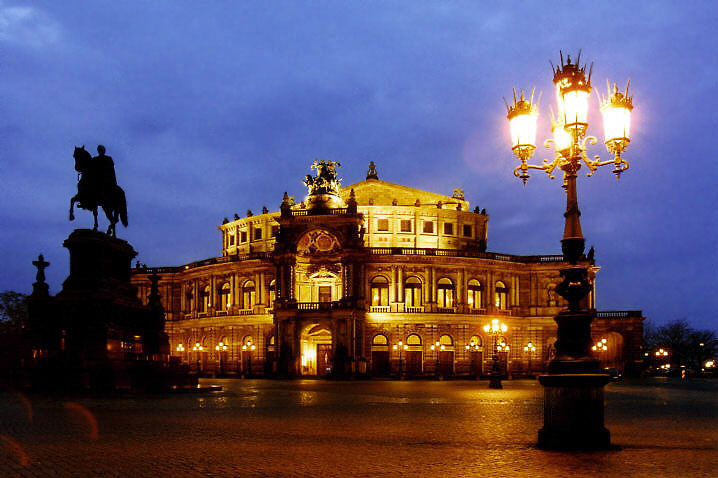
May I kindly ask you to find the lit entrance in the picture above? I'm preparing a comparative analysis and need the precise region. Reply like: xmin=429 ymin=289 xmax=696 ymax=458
xmin=300 ymin=324 xmax=332 ymax=376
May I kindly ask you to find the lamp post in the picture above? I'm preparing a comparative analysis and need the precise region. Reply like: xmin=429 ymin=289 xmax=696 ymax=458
xmin=524 ymin=341 xmax=536 ymax=377
xmin=430 ymin=341 xmax=445 ymax=379
xmin=392 ymin=340 xmax=407 ymax=379
xmin=504 ymin=51 xmax=633 ymax=449
xmin=242 ymin=341 xmax=256 ymax=378
xmin=192 ymin=342 xmax=204 ymax=374
xmin=465 ymin=340 xmax=481 ymax=379
xmin=215 ymin=341 xmax=228 ymax=376
xmin=483 ymin=319 xmax=507 ymax=389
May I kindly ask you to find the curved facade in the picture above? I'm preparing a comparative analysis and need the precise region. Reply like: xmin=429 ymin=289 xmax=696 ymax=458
xmin=131 ymin=164 xmax=644 ymax=378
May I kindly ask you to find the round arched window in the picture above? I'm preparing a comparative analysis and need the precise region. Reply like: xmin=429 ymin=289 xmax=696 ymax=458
xmin=404 ymin=276 xmax=422 ymax=308
xmin=370 ymin=276 xmax=389 ymax=306
xmin=467 ymin=279 xmax=482 ymax=309
xmin=437 ymin=278 xmax=455 ymax=308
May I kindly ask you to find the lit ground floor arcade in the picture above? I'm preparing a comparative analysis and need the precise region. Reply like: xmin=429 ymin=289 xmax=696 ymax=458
xmin=166 ymin=311 xmax=643 ymax=378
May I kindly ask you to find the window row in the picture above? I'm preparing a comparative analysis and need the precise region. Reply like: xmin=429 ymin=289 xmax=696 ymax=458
xmin=226 ymin=226 xmax=280 ymax=247
xmin=374 ymin=218 xmax=474 ymax=237
xmin=185 ymin=280 xmax=276 ymax=313
xmin=371 ymin=333 xmax=485 ymax=349
xmin=370 ymin=276 xmax=509 ymax=309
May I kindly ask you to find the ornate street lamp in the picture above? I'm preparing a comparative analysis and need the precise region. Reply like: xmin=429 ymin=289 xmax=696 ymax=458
xmin=430 ymin=341 xmax=446 ymax=379
xmin=483 ymin=319 xmax=508 ymax=389
xmin=524 ymin=341 xmax=536 ymax=377
xmin=503 ymin=51 xmax=633 ymax=449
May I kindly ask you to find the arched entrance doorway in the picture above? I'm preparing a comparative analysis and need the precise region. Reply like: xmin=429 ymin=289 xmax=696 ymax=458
xmin=371 ymin=334 xmax=390 ymax=376
xmin=300 ymin=324 xmax=332 ymax=376
xmin=467 ymin=335 xmax=483 ymax=377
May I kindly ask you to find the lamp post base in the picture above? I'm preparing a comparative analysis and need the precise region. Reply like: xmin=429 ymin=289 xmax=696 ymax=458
xmin=488 ymin=376 xmax=503 ymax=389
xmin=538 ymin=374 xmax=611 ymax=449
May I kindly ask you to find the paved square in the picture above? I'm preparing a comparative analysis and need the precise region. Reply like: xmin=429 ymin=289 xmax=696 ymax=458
xmin=1 ymin=378 xmax=716 ymax=476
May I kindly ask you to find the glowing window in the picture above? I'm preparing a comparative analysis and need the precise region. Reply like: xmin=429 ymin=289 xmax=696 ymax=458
xmin=423 ymin=221 xmax=434 ymax=234
xmin=443 ymin=223 xmax=454 ymax=235
xmin=467 ymin=279 xmax=482 ymax=309
xmin=404 ymin=276 xmax=422 ymax=307
xmin=371 ymin=276 xmax=389 ymax=306
xmin=219 ymin=283 xmax=231 ymax=310
xmin=406 ymin=334 xmax=422 ymax=346
xmin=243 ymin=281 xmax=256 ymax=309
xmin=400 ymin=219 xmax=411 ymax=232
xmin=377 ymin=219 xmax=389 ymax=231
xmin=372 ymin=334 xmax=388 ymax=346
xmin=495 ymin=281 xmax=509 ymax=310
xmin=437 ymin=278 xmax=454 ymax=308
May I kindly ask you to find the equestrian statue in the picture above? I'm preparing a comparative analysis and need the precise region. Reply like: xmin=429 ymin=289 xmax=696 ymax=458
xmin=69 ymin=145 xmax=128 ymax=237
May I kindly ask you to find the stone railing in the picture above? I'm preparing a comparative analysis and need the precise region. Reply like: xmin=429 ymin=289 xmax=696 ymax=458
xmin=596 ymin=310 xmax=643 ymax=319
xmin=366 ymin=247 xmax=565 ymax=263
xmin=132 ymin=251 xmax=272 ymax=275
xmin=369 ymin=306 xmax=391 ymax=313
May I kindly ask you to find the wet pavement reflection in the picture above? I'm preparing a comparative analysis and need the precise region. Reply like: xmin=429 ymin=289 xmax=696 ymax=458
xmin=1 ymin=378 xmax=716 ymax=476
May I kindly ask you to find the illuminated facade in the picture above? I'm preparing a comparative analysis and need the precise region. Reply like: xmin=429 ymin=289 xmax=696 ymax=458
xmin=131 ymin=163 xmax=644 ymax=378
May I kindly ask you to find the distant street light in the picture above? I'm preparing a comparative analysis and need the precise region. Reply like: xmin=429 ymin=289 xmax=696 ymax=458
xmin=392 ymin=340 xmax=408 ymax=379
xmin=524 ymin=341 xmax=537 ymax=377
xmin=430 ymin=341 xmax=445 ymax=379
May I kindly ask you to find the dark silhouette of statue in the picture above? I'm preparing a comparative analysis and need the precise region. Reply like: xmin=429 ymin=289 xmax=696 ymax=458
xmin=69 ymin=145 xmax=128 ymax=237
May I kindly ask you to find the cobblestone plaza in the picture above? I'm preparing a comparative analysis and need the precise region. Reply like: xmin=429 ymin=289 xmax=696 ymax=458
xmin=1 ymin=378 xmax=716 ymax=476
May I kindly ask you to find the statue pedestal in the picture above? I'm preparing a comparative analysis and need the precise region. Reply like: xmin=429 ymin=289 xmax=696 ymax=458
xmin=27 ymin=229 xmax=174 ymax=391
xmin=538 ymin=374 xmax=611 ymax=449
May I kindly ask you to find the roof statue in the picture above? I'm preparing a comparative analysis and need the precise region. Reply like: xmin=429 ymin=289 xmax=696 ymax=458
xmin=302 ymin=159 xmax=345 ymax=211
xmin=366 ymin=161 xmax=378 ymax=180
xmin=69 ymin=145 xmax=128 ymax=237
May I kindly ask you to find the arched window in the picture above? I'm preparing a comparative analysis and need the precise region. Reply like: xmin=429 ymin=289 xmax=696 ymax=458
xmin=268 ymin=280 xmax=276 ymax=307
xmin=467 ymin=335 xmax=482 ymax=351
xmin=267 ymin=335 xmax=275 ymax=352
xmin=243 ymin=280 xmax=256 ymax=309
xmin=437 ymin=278 xmax=454 ymax=308
xmin=467 ymin=279 xmax=482 ymax=309
xmin=185 ymin=290 xmax=194 ymax=313
xmin=242 ymin=335 xmax=254 ymax=347
xmin=218 ymin=283 xmax=231 ymax=310
xmin=371 ymin=276 xmax=389 ymax=306
xmin=404 ymin=276 xmax=422 ymax=307
xmin=200 ymin=286 xmax=211 ymax=312
xmin=406 ymin=334 xmax=422 ymax=346
xmin=372 ymin=334 xmax=388 ymax=346
xmin=439 ymin=334 xmax=453 ymax=347
xmin=495 ymin=281 xmax=508 ymax=310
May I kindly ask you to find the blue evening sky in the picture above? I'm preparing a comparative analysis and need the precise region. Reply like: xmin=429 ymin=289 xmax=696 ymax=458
xmin=0 ymin=1 xmax=715 ymax=330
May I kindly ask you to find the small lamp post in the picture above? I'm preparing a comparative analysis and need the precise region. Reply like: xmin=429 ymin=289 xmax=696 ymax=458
xmin=392 ymin=341 xmax=407 ymax=379
xmin=503 ymin=51 xmax=633 ymax=449
xmin=524 ymin=341 xmax=536 ymax=377
xmin=242 ymin=341 xmax=256 ymax=378
xmin=215 ymin=341 xmax=228 ymax=376
xmin=192 ymin=342 xmax=204 ymax=374
xmin=483 ymin=319 xmax=507 ymax=389
xmin=430 ymin=341 xmax=446 ymax=379
xmin=465 ymin=340 xmax=481 ymax=379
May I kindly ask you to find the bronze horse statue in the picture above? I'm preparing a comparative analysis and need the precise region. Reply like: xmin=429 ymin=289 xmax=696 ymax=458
xmin=69 ymin=146 xmax=128 ymax=236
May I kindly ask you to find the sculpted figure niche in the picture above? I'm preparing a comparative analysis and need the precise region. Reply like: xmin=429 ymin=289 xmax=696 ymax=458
xmin=69 ymin=145 xmax=128 ymax=236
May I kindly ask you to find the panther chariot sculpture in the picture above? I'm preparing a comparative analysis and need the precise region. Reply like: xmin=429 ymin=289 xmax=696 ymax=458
xmin=69 ymin=145 xmax=128 ymax=237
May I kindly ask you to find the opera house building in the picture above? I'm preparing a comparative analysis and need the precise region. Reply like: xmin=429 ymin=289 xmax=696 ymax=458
xmin=130 ymin=161 xmax=644 ymax=378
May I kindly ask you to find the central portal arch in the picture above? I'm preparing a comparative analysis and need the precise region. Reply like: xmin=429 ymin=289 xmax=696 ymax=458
xmin=300 ymin=323 xmax=333 ymax=376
